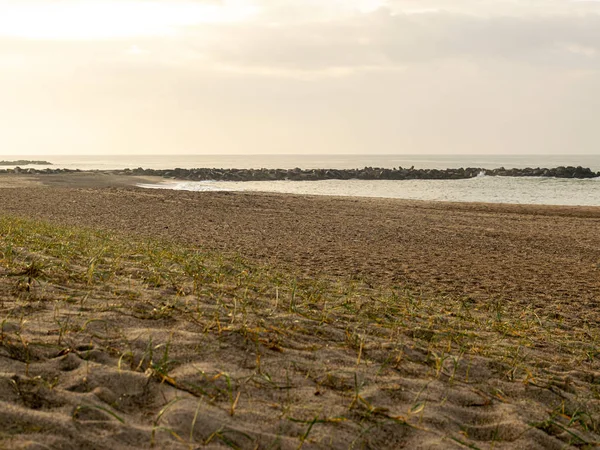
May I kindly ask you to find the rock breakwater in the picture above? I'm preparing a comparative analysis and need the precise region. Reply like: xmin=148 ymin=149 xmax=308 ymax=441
xmin=1 ymin=165 xmax=598 ymax=180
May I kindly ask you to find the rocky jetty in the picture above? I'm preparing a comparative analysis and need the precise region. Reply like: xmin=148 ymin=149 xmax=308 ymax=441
xmin=1 ymin=165 xmax=598 ymax=180
xmin=0 ymin=160 xmax=52 ymax=166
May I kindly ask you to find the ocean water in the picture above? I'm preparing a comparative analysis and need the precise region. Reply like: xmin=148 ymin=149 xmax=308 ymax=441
xmin=5 ymin=154 xmax=600 ymax=206
xmin=4 ymin=154 xmax=600 ymax=171
xmin=139 ymin=176 xmax=600 ymax=207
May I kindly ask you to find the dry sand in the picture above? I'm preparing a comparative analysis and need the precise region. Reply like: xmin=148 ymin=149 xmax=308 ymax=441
xmin=0 ymin=173 xmax=599 ymax=449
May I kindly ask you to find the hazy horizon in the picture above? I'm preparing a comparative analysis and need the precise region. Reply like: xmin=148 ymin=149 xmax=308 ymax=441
xmin=1 ymin=0 xmax=599 ymax=156
xmin=4 ymin=153 xmax=600 ymax=170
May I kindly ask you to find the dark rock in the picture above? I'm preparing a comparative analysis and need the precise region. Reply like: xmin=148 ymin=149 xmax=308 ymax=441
xmin=10 ymin=165 xmax=598 ymax=182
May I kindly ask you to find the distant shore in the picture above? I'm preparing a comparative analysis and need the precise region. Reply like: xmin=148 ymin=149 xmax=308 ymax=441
xmin=0 ymin=159 xmax=52 ymax=166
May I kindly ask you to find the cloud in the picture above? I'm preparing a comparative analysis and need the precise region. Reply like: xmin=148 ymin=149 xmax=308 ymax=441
xmin=185 ymin=9 xmax=600 ymax=73
xmin=0 ymin=0 xmax=258 ymax=40
xmin=1 ymin=0 xmax=599 ymax=155
xmin=3 ymin=5 xmax=600 ymax=80
xmin=126 ymin=45 xmax=150 ymax=56
xmin=2 ymin=1 xmax=599 ymax=73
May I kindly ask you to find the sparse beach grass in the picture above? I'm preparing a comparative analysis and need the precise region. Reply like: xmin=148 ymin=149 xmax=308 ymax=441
xmin=0 ymin=215 xmax=599 ymax=449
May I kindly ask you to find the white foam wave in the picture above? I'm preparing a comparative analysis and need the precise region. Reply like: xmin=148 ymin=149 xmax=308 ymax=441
xmin=137 ymin=181 xmax=224 ymax=192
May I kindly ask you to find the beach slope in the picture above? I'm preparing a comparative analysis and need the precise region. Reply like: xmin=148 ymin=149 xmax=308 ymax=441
xmin=0 ymin=178 xmax=599 ymax=449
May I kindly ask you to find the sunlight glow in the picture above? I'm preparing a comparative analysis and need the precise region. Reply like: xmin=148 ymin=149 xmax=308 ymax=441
xmin=356 ymin=0 xmax=386 ymax=13
xmin=0 ymin=1 xmax=259 ymax=40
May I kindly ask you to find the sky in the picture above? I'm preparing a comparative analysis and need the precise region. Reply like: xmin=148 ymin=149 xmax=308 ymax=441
xmin=0 ymin=0 xmax=599 ymax=156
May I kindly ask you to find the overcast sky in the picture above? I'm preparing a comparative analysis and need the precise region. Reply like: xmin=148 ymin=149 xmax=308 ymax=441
xmin=0 ymin=0 xmax=599 ymax=155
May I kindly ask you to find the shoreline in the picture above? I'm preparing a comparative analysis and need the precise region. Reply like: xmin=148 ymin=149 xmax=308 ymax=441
xmin=2 ymin=170 xmax=600 ymax=217
xmin=2 ymin=171 xmax=600 ymax=209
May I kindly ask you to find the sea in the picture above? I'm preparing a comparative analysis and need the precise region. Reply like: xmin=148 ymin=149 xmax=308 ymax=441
xmin=6 ymin=154 xmax=600 ymax=207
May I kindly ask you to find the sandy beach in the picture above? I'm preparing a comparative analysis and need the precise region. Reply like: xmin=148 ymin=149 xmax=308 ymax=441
xmin=1 ymin=173 xmax=599 ymax=307
xmin=0 ymin=173 xmax=599 ymax=449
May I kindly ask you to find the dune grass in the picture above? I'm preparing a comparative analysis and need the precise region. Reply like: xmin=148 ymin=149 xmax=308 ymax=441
xmin=0 ymin=215 xmax=598 ymax=449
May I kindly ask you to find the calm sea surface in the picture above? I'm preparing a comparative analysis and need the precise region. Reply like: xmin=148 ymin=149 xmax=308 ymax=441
xmin=7 ymin=154 xmax=600 ymax=206
xmin=6 ymin=154 xmax=600 ymax=171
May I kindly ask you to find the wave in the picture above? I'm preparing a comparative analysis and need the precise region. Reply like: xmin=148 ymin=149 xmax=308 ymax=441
xmin=137 ymin=181 xmax=224 ymax=192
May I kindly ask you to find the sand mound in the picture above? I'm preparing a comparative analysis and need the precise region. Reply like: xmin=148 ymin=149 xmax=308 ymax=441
xmin=0 ymin=216 xmax=598 ymax=449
